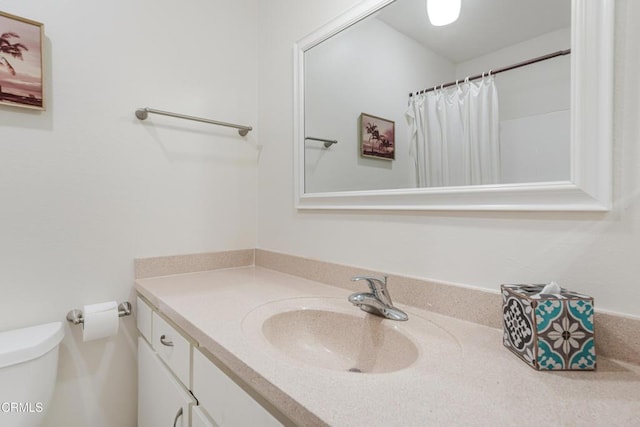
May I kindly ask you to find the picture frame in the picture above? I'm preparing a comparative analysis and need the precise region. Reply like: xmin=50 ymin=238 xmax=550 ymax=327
xmin=360 ymin=112 xmax=395 ymax=160
xmin=0 ymin=11 xmax=44 ymax=110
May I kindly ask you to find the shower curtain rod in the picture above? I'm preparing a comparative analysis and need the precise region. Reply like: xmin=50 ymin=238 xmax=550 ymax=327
xmin=409 ymin=49 xmax=570 ymax=97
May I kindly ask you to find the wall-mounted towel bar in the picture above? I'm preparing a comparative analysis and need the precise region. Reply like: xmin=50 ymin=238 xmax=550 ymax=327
xmin=66 ymin=301 xmax=132 ymax=325
xmin=135 ymin=107 xmax=253 ymax=136
xmin=305 ymin=136 xmax=338 ymax=148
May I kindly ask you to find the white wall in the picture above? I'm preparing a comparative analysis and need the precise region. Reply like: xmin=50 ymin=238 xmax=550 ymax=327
xmin=257 ymin=0 xmax=640 ymax=319
xmin=0 ymin=0 xmax=258 ymax=426
xmin=304 ymin=17 xmax=453 ymax=192
xmin=456 ymin=29 xmax=571 ymax=184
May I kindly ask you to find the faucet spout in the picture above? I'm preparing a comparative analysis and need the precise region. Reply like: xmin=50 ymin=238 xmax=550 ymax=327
xmin=348 ymin=276 xmax=408 ymax=321
xmin=351 ymin=275 xmax=393 ymax=306
xmin=348 ymin=292 xmax=382 ymax=309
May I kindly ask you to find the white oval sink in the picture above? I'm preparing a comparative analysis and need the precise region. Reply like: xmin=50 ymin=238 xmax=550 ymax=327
xmin=260 ymin=308 xmax=418 ymax=373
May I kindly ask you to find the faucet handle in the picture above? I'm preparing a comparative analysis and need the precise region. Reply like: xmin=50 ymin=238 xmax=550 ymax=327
xmin=351 ymin=275 xmax=392 ymax=306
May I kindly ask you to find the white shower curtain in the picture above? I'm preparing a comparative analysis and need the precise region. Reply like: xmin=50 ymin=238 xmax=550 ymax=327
xmin=406 ymin=75 xmax=500 ymax=187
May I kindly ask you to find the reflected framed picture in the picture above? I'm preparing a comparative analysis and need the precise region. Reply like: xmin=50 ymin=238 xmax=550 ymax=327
xmin=360 ymin=112 xmax=394 ymax=160
xmin=0 ymin=11 xmax=44 ymax=110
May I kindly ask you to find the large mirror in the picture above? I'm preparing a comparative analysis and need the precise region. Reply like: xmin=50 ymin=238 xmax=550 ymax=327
xmin=294 ymin=0 xmax=613 ymax=211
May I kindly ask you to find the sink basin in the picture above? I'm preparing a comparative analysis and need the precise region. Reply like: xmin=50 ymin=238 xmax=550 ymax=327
xmin=242 ymin=297 xmax=423 ymax=374
xmin=261 ymin=308 xmax=419 ymax=373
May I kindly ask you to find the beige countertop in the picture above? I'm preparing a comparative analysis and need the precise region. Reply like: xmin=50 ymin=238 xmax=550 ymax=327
xmin=135 ymin=266 xmax=640 ymax=427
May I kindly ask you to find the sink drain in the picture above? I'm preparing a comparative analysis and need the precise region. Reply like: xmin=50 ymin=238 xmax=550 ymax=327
xmin=347 ymin=367 xmax=362 ymax=373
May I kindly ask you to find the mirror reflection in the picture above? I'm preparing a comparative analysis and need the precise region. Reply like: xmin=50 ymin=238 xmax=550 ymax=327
xmin=304 ymin=0 xmax=571 ymax=194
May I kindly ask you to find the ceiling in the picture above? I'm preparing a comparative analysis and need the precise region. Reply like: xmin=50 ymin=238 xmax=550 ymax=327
xmin=377 ymin=0 xmax=571 ymax=63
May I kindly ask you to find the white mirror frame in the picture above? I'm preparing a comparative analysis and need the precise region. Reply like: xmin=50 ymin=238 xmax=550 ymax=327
xmin=294 ymin=0 xmax=613 ymax=211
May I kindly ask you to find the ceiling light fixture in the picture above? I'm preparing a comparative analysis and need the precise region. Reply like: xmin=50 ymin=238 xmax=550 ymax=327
xmin=427 ymin=0 xmax=461 ymax=26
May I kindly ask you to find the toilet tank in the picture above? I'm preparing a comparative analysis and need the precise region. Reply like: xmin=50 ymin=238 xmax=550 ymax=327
xmin=0 ymin=322 xmax=64 ymax=427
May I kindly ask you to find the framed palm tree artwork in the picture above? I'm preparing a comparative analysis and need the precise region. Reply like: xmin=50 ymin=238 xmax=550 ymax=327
xmin=0 ymin=11 xmax=44 ymax=110
xmin=360 ymin=113 xmax=395 ymax=160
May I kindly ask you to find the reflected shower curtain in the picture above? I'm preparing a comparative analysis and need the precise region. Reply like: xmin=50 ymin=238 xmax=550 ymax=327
xmin=406 ymin=75 xmax=500 ymax=187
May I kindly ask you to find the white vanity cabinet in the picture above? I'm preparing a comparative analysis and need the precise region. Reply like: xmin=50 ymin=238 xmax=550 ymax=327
xmin=136 ymin=295 xmax=282 ymax=427
xmin=193 ymin=349 xmax=282 ymax=427
xmin=192 ymin=406 xmax=218 ymax=427
xmin=138 ymin=337 xmax=194 ymax=427
xmin=136 ymin=296 xmax=153 ymax=342
xmin=137 ymin=297 xmax=195 ymax=427
xmin=152 ymin=311 xmax=191 ymax=387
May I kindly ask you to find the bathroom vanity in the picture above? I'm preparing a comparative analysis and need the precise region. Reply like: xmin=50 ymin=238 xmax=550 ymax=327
xmin=135 ymin=265 xmax=640 ymax=426
xmin=136 ymin=293 xmax=281 ymax=427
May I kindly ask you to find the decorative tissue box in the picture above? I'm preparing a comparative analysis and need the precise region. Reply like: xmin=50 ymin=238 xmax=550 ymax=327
xmin=501 ymin=284 xmax=596 ymax=371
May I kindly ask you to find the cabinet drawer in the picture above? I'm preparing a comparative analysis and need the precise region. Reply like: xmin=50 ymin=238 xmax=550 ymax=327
xmin=136 ymin=296 xmax=153 ymax=343
xmin=152 ymin=311 xmax=191 ymax=388
xmin=193 ymin=349 xmax=282 ymax=427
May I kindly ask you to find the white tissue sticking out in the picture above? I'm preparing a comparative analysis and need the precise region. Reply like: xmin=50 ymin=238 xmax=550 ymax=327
xmin=531 ymin=281 xmax=562 ymax=299
xmin=541 ymin=281 xmax=562 ymax=295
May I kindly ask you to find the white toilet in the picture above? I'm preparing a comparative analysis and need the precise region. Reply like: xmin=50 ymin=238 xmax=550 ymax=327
xmin=0 ymin=322 xmax=64 ymax=427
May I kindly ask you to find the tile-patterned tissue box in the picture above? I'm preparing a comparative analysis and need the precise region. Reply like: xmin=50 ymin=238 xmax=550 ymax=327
xmin=501 ymin=284 xmax=596 ymax=371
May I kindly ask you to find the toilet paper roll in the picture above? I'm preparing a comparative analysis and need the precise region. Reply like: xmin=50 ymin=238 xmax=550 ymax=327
xmin=82 ymin=301 xmax=119 ymax=342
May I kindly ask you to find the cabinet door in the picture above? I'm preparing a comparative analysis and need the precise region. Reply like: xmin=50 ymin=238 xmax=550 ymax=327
xmin=138 ymin=337 xmax=194 ymax=427
xmin=192 ymin=406 xmax=218 ymax=427
xmin=193 ymin=349 xmax=282 ymax=427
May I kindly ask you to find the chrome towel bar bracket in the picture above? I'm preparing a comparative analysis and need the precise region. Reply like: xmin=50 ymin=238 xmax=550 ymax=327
xmin=135 ymin=107 xmax=253 ymax=136
xmin=305 ymin=136 xmax=338 ymax=148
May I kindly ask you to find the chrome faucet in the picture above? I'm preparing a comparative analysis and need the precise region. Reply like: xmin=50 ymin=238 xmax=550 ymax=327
xmin=348 ymin=275 xmax=408 ymax=321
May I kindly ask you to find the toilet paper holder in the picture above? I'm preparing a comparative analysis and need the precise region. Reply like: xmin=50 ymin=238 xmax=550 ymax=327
xmin=66 ymin=301 xmax=132 ymax=325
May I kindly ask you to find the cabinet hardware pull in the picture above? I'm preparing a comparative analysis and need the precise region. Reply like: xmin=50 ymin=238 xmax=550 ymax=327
xmin=160 ymin=334 xmax=174 ymax=347
xmin=173 ymin=407 xmax=183 ymax=427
